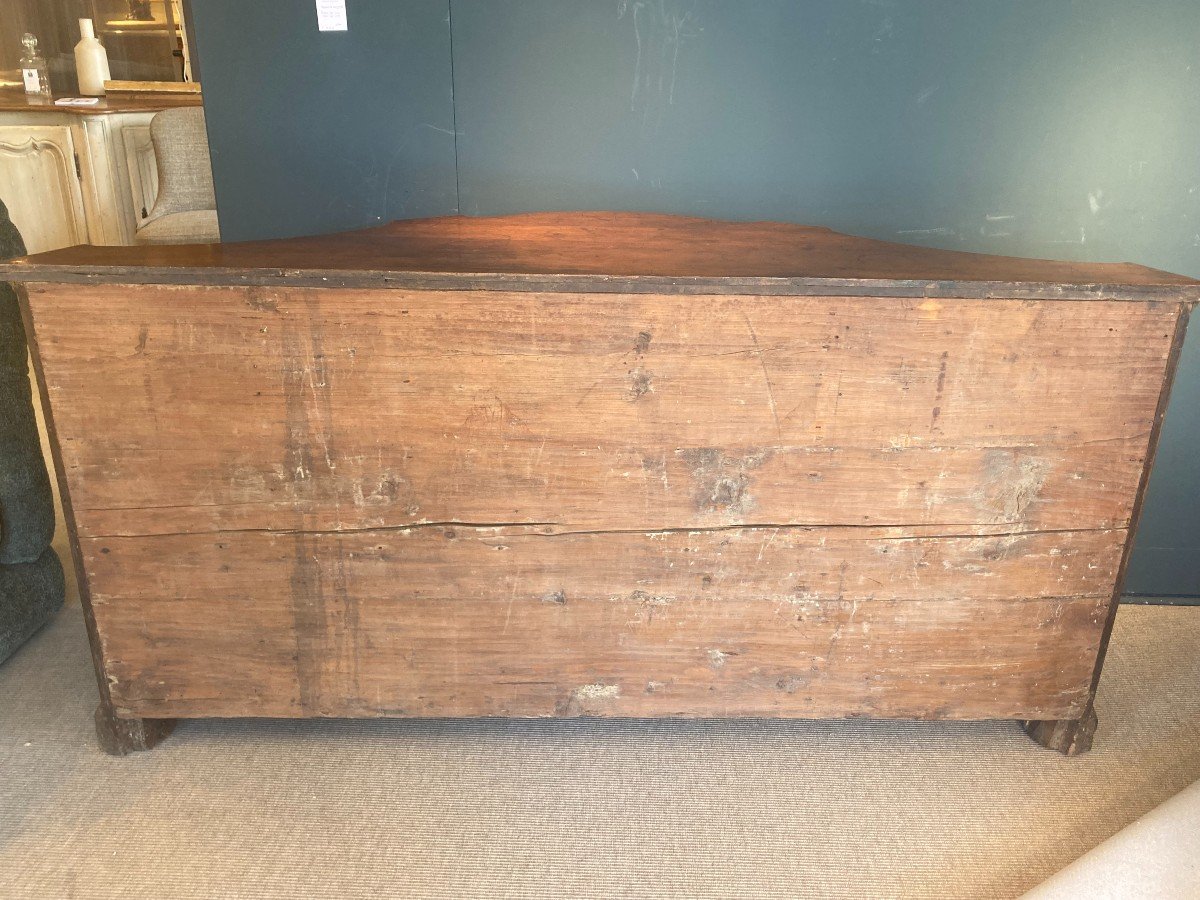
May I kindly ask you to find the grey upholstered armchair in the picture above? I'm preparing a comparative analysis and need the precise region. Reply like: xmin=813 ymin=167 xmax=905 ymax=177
xmin=134 ymin=107 xmax=221 ymax=245
xmin=0 ymin=198 xmax=64 ymax=664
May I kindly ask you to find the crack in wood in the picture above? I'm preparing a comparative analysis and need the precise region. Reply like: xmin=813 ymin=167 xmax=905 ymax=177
xmin=83 ymin=521 xmax=1126 ymax=541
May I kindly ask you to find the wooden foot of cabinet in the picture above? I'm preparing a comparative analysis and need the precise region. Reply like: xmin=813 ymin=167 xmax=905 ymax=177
xmin=94 ymin=704 xmax=176 ymax=756
xmin=1023 ymin=706 xmax=1098 ymax=756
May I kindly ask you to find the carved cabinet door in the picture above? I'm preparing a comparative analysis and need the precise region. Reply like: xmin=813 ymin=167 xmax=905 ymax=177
xmin=121 ymin=123 xmax=159 ymax=226
xmin=0 ymin=124 xmax=89 ymax=254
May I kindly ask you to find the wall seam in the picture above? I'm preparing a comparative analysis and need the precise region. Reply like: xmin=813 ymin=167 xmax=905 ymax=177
xmin=447 ymin=0 xmax=462 ymax=213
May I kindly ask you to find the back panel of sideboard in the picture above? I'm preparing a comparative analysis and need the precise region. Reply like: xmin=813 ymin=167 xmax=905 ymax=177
xmin=23 ymin=284 xmax=1184 ymax=720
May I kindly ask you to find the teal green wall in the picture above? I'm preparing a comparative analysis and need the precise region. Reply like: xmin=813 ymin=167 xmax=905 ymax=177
xmin=189 ymin=0 xmax=458 ymax=239
xmin=190 ymin=0 xmax=1200 ymax=595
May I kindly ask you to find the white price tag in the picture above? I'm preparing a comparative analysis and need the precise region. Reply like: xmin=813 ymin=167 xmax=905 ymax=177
xmin=316 ymin=0 xmax=348 ymax=31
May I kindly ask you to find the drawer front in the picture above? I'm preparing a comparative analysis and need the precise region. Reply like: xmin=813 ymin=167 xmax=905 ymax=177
xmin=26 ymin=284 xmax=1182 ymax=719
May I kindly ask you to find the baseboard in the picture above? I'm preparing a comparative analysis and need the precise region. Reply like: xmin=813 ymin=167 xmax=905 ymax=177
xmin=1121 ymin=594 xmax=1200 ymax=606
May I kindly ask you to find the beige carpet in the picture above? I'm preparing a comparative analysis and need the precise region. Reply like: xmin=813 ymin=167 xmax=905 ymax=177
xmin=1 ymin=604 xmax=1197 ymax=899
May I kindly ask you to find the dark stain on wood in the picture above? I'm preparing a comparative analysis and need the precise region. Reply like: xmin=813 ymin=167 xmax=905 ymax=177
xmin=288 ymin=532 xmax=325 ymax=711
xmin=627 ymin=367 xmax=654 ymax=400
xmin=244 ymin=288 xmax=280 ymax=313
xmin=679 ymin=447 xmax=773 ymax=516
xmin=930 ymin=350 xmax=948 ymax=431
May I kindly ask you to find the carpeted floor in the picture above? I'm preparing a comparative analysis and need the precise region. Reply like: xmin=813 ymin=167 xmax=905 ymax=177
xmin=1 ymin=603 xmax=1197 ymax=899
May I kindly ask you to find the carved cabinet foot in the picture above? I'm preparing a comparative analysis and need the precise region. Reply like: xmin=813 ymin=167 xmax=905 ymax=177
xmin=94 ymin=704 xmax=176 ymax=755
xmin=1022 ymin=706 xmax=1098 ymax=756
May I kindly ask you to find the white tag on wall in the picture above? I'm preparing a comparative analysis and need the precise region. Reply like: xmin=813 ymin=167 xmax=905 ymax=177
xmin=316 ymin=0 xmax=348 ymax=31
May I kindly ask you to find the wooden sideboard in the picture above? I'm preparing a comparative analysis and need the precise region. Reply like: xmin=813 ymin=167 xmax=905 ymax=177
xmin=3 ymin=212 xmax=1194 ymax=755
xmin=0 ymin=91 xmax=202 ymax=253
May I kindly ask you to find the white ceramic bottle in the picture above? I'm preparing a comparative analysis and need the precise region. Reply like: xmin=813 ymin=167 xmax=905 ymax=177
xmin=74 ymin=19 xmax=111 ymax=96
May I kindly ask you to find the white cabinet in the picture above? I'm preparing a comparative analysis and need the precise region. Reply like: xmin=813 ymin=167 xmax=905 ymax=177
xmin=0 ymin=124 xmax=88 ymax=254
xmin=122 ymin=123 xmax=158 ymax=223
xmin=0 ymin=100 xmax=184 ymax=251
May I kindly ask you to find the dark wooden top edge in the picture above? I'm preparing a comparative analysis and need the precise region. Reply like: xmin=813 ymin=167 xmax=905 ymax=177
xmin=0 ymin=89 xmax=202 ymax=116
xmin=6 ymin=265 xmax=1200 ymax=301
xmin=3 ymin=212 xmax=1197 ymax=299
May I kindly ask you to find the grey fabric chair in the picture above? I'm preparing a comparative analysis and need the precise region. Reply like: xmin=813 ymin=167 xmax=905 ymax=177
xmin=0 ymin=197 xmax=64 ymax=665
xmin=134 ymin=107 xmax=221 ymax=245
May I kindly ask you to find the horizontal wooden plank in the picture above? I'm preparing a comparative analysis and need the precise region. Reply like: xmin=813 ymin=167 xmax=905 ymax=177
xmin=28 ymin=286 xmax=1178 ymax=538
xmin=86 ymin=526 xmax=1120 ymax=720
xmin=13 ymin=270 xmax=1199 ymax=300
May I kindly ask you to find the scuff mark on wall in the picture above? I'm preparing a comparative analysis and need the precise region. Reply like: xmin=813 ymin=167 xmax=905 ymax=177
xmin=618 ymin=0 xmax=702 ymax=130
xmin=915 ymin=85 xmax=939 ymax=106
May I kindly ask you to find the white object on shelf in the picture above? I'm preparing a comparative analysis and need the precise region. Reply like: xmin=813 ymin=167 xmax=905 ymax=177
xmin=74 ymin=19 xmax=112 ymax=97
xmin=20 ymin=33 xmax=52 ymax=99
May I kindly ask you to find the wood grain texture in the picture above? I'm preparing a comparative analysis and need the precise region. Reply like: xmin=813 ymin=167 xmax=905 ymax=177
xmin=1019 ymin=303 xmax=1195 ymax=753
xmin=21 ymin=278 xmax=1182 ymax=725
xmin=27 ymin=285 xmax=1178 ymax=540
xmin=4 ymin=212 xmax=1198 ymax=298
xmin=18 ymin=216 xmax=1191 ymax=732
xmin=85 ymin=526 xmax=1118 ymax=719
xmin=103 ymin=80 xmax=203 ymax=95
xmin=16 ymin=284 xmax=177 ymax=753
